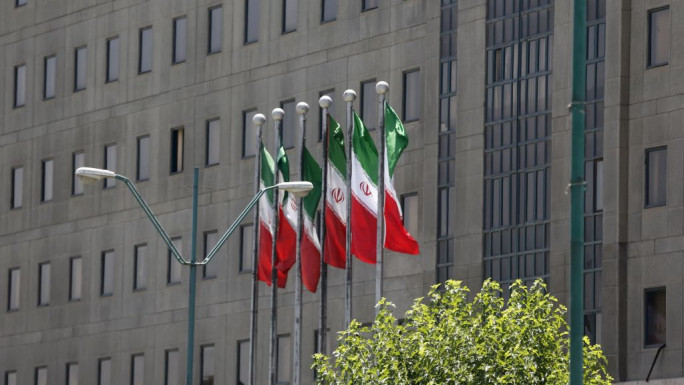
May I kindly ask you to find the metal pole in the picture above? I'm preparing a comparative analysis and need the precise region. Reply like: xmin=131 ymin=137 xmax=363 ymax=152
xmin=269 ymin=108 xmax=285 ymax=385
xmin=249 ymin=113 xmax=266 ymax=385
xmin=318 ymin=95 xmax=332 ymax=354
xmin=343 ymin=89 xmax=356 ymax=328
xmin=375 ymin=82 xmax=389 ymax=312
xmin=293 ymin=102 xmax=309 ymax=385
xmin=186 ymin=167 xmax=199 ymax=385
xmin=570 ymin=0 xmax=587 ymax=384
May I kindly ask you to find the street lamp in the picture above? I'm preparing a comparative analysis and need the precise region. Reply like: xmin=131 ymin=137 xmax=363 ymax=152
xmin=75 ymin=166 xmax=312 ymax=385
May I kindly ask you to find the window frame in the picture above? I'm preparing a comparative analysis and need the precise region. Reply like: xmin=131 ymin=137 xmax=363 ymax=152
xmin=5 ymin=371 xmax=17 ymax=385
xmin=242 ymin=109 xmax=258 ymax=158
xmin=282 ymin=0 xmax=298 ymax=34
xmin=280 ymin=99 xmax=297 ymax=149
xmin=15 ymin=0 xmax=26 ymax=7
xmin=164 ymin=349 xmax=179 ymax=385
xmin=43 ymin=55 xmax=56 ymax=100
xmin=644 ymin=287 xmax=667 ymax=348
xmin=170 ymin=127 xmax=184 ymax=174
xmin=647 ymin=6 xmax=670 ymax=68
xmin=130 ymin=354 xmax=144 ymax=385
xmin=173 ymin=16 xmax=188 ymax=64
xmin=106 ymin=37 xmax=120 ymax=83
xmin=239 ymin=224 xmax=254 ymax=273
xmin=134 ymin=244 xmax=147 ymax=291
xmin=101 ymin=250 xmax=114 ymax=297
xmin=276 ymin=334 xmax=291 ymax=385
xmin=360 ymin=79 xmax=377 ymax=131
xmin=362 ymin=0 xmax=377 ymax=12
xmin=14 ymin=64 xmax=26 ymax=108
xmin=98 ymin=358 xmax=111 ymax=385
xmin=244 ymin=0 xmax=260 ymax=44
xmin=237 ymin=339 xmax=250 ymax=385
xmin=137 ymin=135 xmax=151 ymax=182
xmin=37 ymin=262 xmax=50 ymax=307
xmin=41 ymin=158 xmax=54 ymax=202
xmin=11 ymin=166 xmax=23 ymax=209
xmin=34 ymin=366 xmax=47 ymax=385
xmin=69 ymin=256 xmax=82 ymax=301
xmin=208 ymin=6 xmax=223 ymax=54
xmin=138 ymin=26 xmax=153 ymax=74
xmin=104 ymin=144 xmax=117 ymax=189
xmin=72 ymin=151 xmax=85 ymax=196
xmin=168 ymin=237 xmax=182 ymax=285
xmin=74 ymin=46 xmax=87 ymax=92
xmin=400 ymin=192 xmax=419 ymax=237
xmin=645 ymin=146 xmax=667 ymax=208
xmin=321 ymin=0 xmax=337 ymax=23
xmin=202 ymin=231 xmax=219 ymax=279
xmin=7 ymin=267 xmax=20 ymax=312
xmin=402 ymin=69 xmax=422 ymax=122
xmin=66 ymin=362 xmax=79 ymax=385
xmin=200 ymin=344 xmax=215 ymax=385
xmin=206 ymin=118 xmax=220 ymax=166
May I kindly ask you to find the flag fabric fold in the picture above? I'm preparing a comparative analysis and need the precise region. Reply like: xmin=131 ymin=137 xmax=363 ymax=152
xmin=300 ymin=147 xmax=323 ymax=293
xmin=324 ymin=115 xmax=348 ymax=268
xmin=276 ymin=146 xmax=298 ymax=276
xmin=257 ymin=145 xmax=287 ymax=288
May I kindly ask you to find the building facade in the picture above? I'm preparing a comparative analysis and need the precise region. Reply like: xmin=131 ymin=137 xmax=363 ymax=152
xmin=0 ymin=0 xmax=682 ymax=383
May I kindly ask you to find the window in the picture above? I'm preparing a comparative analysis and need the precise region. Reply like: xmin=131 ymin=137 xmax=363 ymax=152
xmin=137 ymin=136 xmax=150 ymax=181
xmin=318 ymin=89 xmax=334 ymax=141
xmin=104 ymin=144 xmax=117 ymax=188
xmin=243 ymin=110 xmax=257 ymax=157
xmin=206 ymin=119 xmax=220 ymax=166
xmin=5 ymin=371 xmax=16 ymax=385
xmin=283 ymin=0 xmax=297 ymax=33
xmin=645 ymin=288 xmax=666 ymax=346
xmin=321 ymin=0 xmax=337 ymax=22
xmin=361 ymin=80 xmax=377 ymax=130
xmin=237 ymin=340 xmax=249 ymax=385
xmin=401 ymin=194 xmax=419 ymax=237
xmin=35 ymin=367 xmax=47 ymax=385
xmin=8 ymin=268 xmax=20 ymax=311
xmin=69 ymin=257 xmax=82 ymax=301
xmin=131 ymin=354 xmax=144 ymax=385
xmin=173 ymin=17 xmax=187 ymax=64
xmin=240 ymin=224 xmax=254 ymax=272
xmin=11 ymin=167 xmax=23 ymax=209
xmin=72 ymin=152 xmax=85 ymax=195
xmin=139 ymin=27 xmax=153 ymax=73
xmin=101 ymin=251 xmax=114 ymax=296
xmin=170 ymin=128 xmax=184 ymax=174
xmin=203 ymin=231 xmax=219 ymax=279
xmin=98 ymin=358 xmax=111 ymax=385
xmin=16 ymin=0 xmax=26 ymax=7
xmin=362 ymin=0 xmax=377 ymax=11
xmin=44 ymin=56 xmax=56 ymax=99
xmin=208 ymin=6 xmax=223 ymax=54
xmin=200 ymin=345 xmax=215 ymax=385
xmin=38 ymin=262 xmax=50 ymax=306
xmin=106 ymin=37 xmax=120 ymax=82
xmin=165 ymin=350 xmax=179 ymax=385
xmin=66 ymin=363 xmax=79 ymax=385
xmin=134 ymin=244 xmax=147 ymax=290
xmin=74 ymin=46 xmax=87 ymax=91
xmin=277 ymin=334 xmax=291 ymax=384
xmin=41 ymin=159 xmax=54 ymax=202
xmin=403 ymin=69 xmax=421 ymax=122
xmin=14 ymin=64 xmax=26 ymax=108
xmin=168 ymin=238 xmax=182 ymax=284
xmin=648 ymin=7 xmax=669 ymax=67
xmin=594 ymin=159 xmax=603 ymax=212
xmin=245 ymin=0 xmax=260 ymax=43
xmin=280 ymin=100 xmax=296 ymax=149
xmin=645 ymin=147 xmax=666 ymax=207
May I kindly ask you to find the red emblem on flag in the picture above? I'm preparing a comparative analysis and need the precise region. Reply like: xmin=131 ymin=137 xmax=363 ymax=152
xmin=332 ymin=188 xmax=344 ymax=203
xmin=360 ymin=182 xmax=373 ymax=196
xmin=290 ymin=199 xmax=298 ymax=211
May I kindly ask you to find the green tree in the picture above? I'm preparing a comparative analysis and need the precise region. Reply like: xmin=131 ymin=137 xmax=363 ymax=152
xmin=313 ymin=279 xmax=612 ymax=385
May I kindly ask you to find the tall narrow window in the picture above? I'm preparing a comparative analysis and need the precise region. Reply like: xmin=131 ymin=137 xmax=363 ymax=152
xmin=208 ymin=6 xmax=223 ymax=54
xmin=35 ymin=367 xmax=47 ymax=385
xmin=283 ymin=0 xmax=297 ymax=33
xmin=98 ymin=358 xmax=111 ymax=385
xmin=104 ymin=144 xmax=117 ymax=188
xmin=240 ymin=224 xmax=254 ymax=272
xmin=134 ymin=244 xmax=147 ymax=291
xmin=173 ymin=17 xmax=187 ymax=64
xmin=66 ymin=363 xmax=79 ymax=385
xmin=648 ymin=7 xmax=670 ymax=67
xmin=200 ymin=345 xmax=215 ymax=385
xmin=321 ymin=0 xmax=337 ymax=22
xmin=165 ymin=350 xmax=179 ymax=385
xmin=16 ymin=0 xmax=26 ymax=7
xmin=170 ymin=128 xmax=184 ymax=174
xmin=41 ymin=159 xmax=54 ymax=202
xmin=237 ymin=340 xmax=249 ymax=385
xmin=139 ymin=27 xmax=153 ymax=73
xmin=280 ymin=100 xmax=296 ymax=149
xmin=362 ymin=0 xmax=377 ymax=11
xmin=361 ymin=80 xmax=377 ymax=130
xmin=8 ymin=268 xmax=20 ymax=311
xmin=168 ymin=238 xmax=182 ymax=284
xmin=277 ymin=334 xmax=291 ymax=384
xmin=245 ymin=0 xmax=260 ymax=44
xmin=206 ymin=119 xmax=220 ymax=166
xmin=106 ymin=37 xmax=120 ymax=82
xmin=203 ymin=231 xmax=219 ymax=279
xmin=44 ymin=56 xmax=56 ymax=99
xmin=5 ymin=371 xmax=16 ymax=385
xmin=403 ymin=69 xmax=421 ymax=122
xmin=38 ymin=262 xmax=50 ymax=306
xmin=69 ymin=257 xmax=82 ymax=301
xmin=137 ymin=136 xmax=150 ymax=181
xmin=11 ymin=167 xmax=23 ymax=209
xmin=14 ymin=64 xmax=26 ymax=108
xmin=594 ymin=159 xmax=604 ymax=212
xmin=318 ymin=89 xmax=334 ymax=141
xmin=131 ymin=354 xmax=144 ymax=385
xmin=401 ymin=193 xmax=419 ymax=238
xmin=645 ymin=288 xmax=666 ymax=346
xmin=74 ymin=46 xmax=87 ymax=91
xmin=101 ymin=251 xmax=114 ymax=296
xmin=645 ymin=147 xmax=666 ymax=207
xmin=72 ymin=152 xmax=85 ymax=195
xmin=243 ymin=110 xmax=257 ymax=157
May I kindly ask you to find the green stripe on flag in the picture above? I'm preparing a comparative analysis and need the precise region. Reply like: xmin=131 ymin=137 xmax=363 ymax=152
xmin=277 ymin=145 xmax=290 ymax=201
xmin=260 ymin=145 xmax=275 ymax=204
xmin=328 ymin=115 xmax=346 ymax=175
xmin=384 ymin=103 xmax=409 ymax=178
xmin=302 ymin=147 xmax=322 ymax=219
xmin=352 ymin=112 xmax=378 ymax=185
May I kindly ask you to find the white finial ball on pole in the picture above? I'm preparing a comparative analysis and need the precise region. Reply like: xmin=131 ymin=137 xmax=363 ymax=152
xmin=343 ymin=89 xmax=357 ymax=102
xmin=319 ymin=95 xmax=332 ymax=108
xmin=253 ymin=113 xmax=266 ymax=127
xmin=376 ymin=81 xmax=389 ymax=95
xmin=296 ymin=102 xmax=309 ymax=115
xmin=272 ymin=108 xmax=285 ymax=121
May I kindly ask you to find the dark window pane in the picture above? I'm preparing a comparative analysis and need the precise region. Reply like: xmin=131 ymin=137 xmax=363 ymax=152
xmin=38 ymin=262 xmax=50 ymax=306
xmin=403 ymin=70 xmax=421 ymax=121
xmin=401 ymin=194 xmax=419 ymax=238
xmin=14 ymin=65 xmax=26 ymax=107
xmin=35 ymin=367 xmax=47 ymax=385
xmin=11 ymin=167 xmax=23 ymax=208
xmin=277 ymin=335 xmax=291 ymax=383
xmin=67 ymin=363 xmax=79 ymax=385
xmin=75 ymin=46 xmax=87 ymax=91
xmin=362 ymin=0 xmax=377 ymax=11
xmin=203 ymin=231 xmax=219 ymax=278
xmin=170 ymin=128 xmax=184 ymax=174
xmin=134 ymin=244 xmax=147 ymax=290
xmin=137 ymin=136 xmax=150 ymax=181
xmin=283 ymin=0 xmax=297 ymax=33
xmin=645 ymin=288 xmax=666 ymax=346
xmin=201 ymin=345 xmax=215 ymax=385
xmin=165 ymin=350 xmax=179 ymax=385
xmin=173 ymin=17 xmax=187 ymax=64
xmin=237 ymin=340 xmax=249 ymax=385
xmin=646 ymin=147 xmax=666 ymax=207
xmin=107 ymin=37 xmax=119 ymax=82
xmin=44 ymin=56 xmax=56 ymax=99
xmin=73 ymin=152 xmax=85 ymax=195
xmin=139 ymin=27 xmax=153 ymax=73
xmin=648 ymin=8 xmax=670 ymax=67
xmin=132 ymin=354 xmax=144 ymax=385
xmin=6 ymin=371 xmax=16 ymax=385
xmin=243 ymin=110 xmax=257 ymax=157
xmin=168 ymin=238 xmax=182 ymax=284
xmin=16 ymin=0 xmax=26 ymax=6
xmin=209 ymin=7 xmax=223 ymax=53
xmin=101 ymin=251 xmax=114 ymax=296
xmin=240 ymin=224 xmax=254 ymax=272
xmin=245 ymin=0 xmax=260 ymax=43
xmin=206 ymin=119 xmax=220 ymax=165
xmin=70 ymin=257 xmax=82 ymax=300
xmin=595 ymin=159 xmax=603 ymax=212
xmin=361 ymin=80 xmax=377 ymax=130
xmin=322 ymin=0 xmax=337 ymax=22
xmin=42 ymin=159 xmax=53 ymax=202
xmin=281 ymin=100 xmax=296 ymax=149
xmin=98 ymin=358 xmax=111 ymax=385
xmin=104 ymin=145 xmax=117 ymax=188
xmin=8 ymin=268 xmax=20 ymax=311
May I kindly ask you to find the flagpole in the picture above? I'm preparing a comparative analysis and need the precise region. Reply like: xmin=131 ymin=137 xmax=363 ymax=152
xmin=269 ymin=108 xmax=285 ymax=385
xmin=293 ymin=102 xmax=309 ymax=385
xmin=318 ymin=95 xmax=332 ymax=354
xmin=375 ymin=81 xmax=389 ymax=313
xmin=249 ymin=113 xmax=266 ymax=385
xmin=343 ymin=89 xmax=356 ymax=328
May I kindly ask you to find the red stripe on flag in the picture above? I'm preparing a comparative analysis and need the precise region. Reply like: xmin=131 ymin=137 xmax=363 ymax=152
xmin=351 ymin=195 xmax=377 ymax=264
xmin=276 ymin=207 xmax=297 ymax=275
xmin=258 ymin=221 xmax=287 ymax=288
xmin=324 ymin=204 xmax=346 ymax=268
xmin=301 ymin=233 xmax=321 ymax=293
xmin=384 ymin=191 xmax=419 ymax=255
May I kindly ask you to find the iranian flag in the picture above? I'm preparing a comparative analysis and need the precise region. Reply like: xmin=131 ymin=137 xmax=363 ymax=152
xmin=257 ymin=145 xmax=287 ymax=288
xmin=275 ymin=146 xmax=298 ymax=275
xmin=383 ymin=103 xmax=419 ymax=254
xmin=350 ymin=112 xmax=378 ymax=264
xmin=324 ymin=115 xmax=348 ymax=268
xmin=300 ymin=147 xmax=323 ymax=293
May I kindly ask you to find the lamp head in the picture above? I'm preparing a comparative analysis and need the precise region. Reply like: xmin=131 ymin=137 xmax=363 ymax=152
xmin=75 ymin=167 xmax=116 ymax=183
xmin=275 ymin=181 xmax=313 ymax=198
